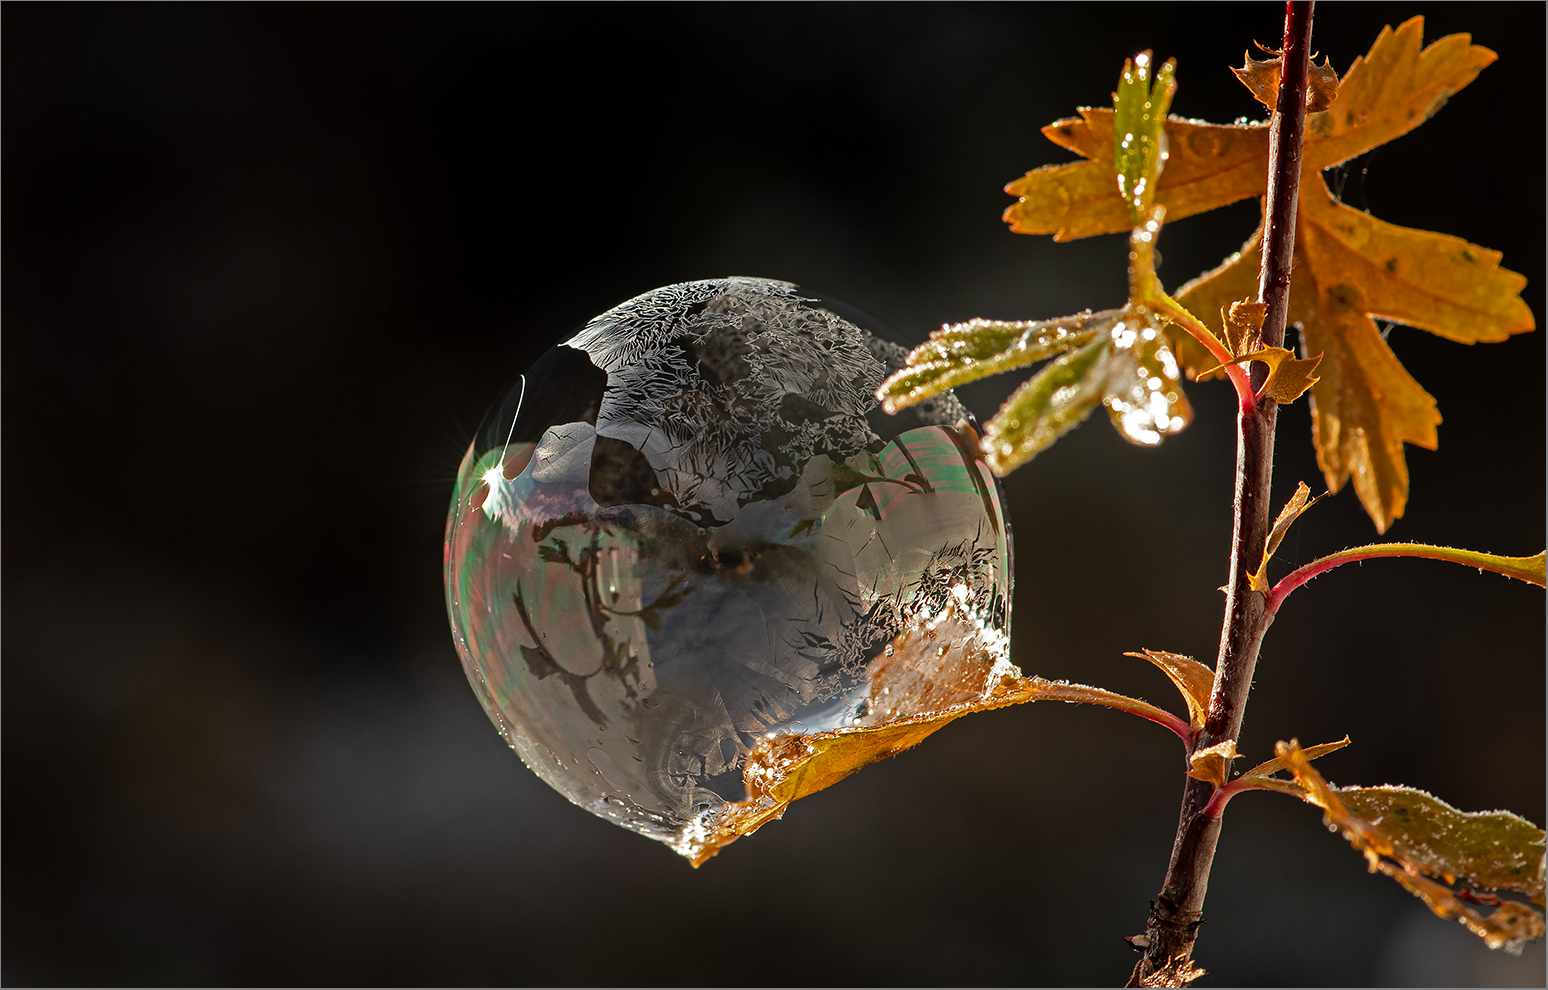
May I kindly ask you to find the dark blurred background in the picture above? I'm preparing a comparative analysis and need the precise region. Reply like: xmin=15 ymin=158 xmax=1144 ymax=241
xmin=5 ymin=4 xmax=1543 ymax=986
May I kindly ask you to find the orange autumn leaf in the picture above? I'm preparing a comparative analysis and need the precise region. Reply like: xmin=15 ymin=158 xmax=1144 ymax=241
xmin=1186 ymin=740 xmax=1239 ymax=787
xmin=1247 ymin=481 xmax=1325 ymax=592
xmin=1125 ymin=648 xmax=1214 ymax=735
xmin=1298 ymin=19 xmax=1497 ymax=175
xmin=1231 ymin=52 xmax=1340 ymax=113
xmin=1195 ymin=298 xmax=1323 ymax=407
xmin=680 ymin=603 xmax=1191 ymax=865
xmin=1004 ymin=17 xmax=1535 ymax=532
xmin=1180 ymin=178 xmax=1531 ymax=531
xmin=1008 ymin=111 xmax=1266 ymax=242
xmin=1006 ymin=18 xmax=1498 ymax=238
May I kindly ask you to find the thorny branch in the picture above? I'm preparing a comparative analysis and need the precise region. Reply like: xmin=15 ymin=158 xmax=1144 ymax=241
xmin=1126 ymin=3 xmax=1315 ymax=985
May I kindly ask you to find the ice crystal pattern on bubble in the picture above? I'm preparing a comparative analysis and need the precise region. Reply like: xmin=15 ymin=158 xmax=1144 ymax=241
xmin=445 ymin=278 xmax=1014 ymax=857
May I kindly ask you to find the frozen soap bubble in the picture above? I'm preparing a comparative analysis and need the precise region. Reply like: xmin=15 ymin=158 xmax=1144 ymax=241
xmin=445 ymin=277 xmax=1014 ymax=863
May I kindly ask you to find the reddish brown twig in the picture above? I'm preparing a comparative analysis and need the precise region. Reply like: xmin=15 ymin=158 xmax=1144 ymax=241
xmin=1126 ymin=3 xmax=1315 ymax=985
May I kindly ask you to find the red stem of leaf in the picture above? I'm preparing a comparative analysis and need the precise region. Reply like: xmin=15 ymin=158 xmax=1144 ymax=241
xmin=1158 ymin=297 xmax=1259 ymax=414
xmin=1266 ymin=550 xmax=1381 ymax=614
xmin=1201 ymin=785 xmax=1233 ymax=819
xmin=1207 ymin=777 xmax=1264 ymax=813
xmin=1265 ymin=543 xmax=1543 ymax=615
xmin=1128 ymin=4 xmax=1314 ymax=984
xmin=1139 ymin=709 xmax=1195 ymax=745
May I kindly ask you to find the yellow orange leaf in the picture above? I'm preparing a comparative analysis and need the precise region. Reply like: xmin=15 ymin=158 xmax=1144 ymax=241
xmin=1295 ymin=278 xmax=1441 ymax=533
xmin=1176 ymin=182 xmax=1531 ymax=531
xmin=1006 ymin=111 xmax=1267 ymax=241
xmin=1256 ymin=349 xmax=1323 ymax=404
xmin=1186 ymin=740 xmax=1238 ymax=786
xmin=1222 ymin=299 xmax=1266 ymax=358
xmin=1009 ymin=19 xmax=1534 ymax=531
xmin=1199 ymin=346 xmax=1323 ymax=406
xmin=680 ymin=603 xmax=1190 ymax=865
xmin=1296 ymin=178 xmax=1532 ymax=345
xmin=1012 ymin=19 xmax=1499 ymax=237
xmin=1301 ymin=18 xmax=1497 ymax=174
xmin=1276 ymin=740 xmax=1547 ymax=951
xmin=1003 ymin=159 xmax=1133 ymax=242
xmin=1187 ymin=295 xmax=1324 ymax=409
xmin=1237 ymin=735 xmax=1350 ymax=781
xmin=1247 ymin=481 xmax=1325 ymax=592
xmin=1231 ymin=53 xmax=1340 ymax=113
xmin=1189 ymin=299 xmax=1282 ymax=382
xmin=1126 ymin=648 xmax=1214 ymax=734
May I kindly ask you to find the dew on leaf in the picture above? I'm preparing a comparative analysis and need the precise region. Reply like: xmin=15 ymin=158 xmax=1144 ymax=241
xmin=444 ymin=278 xmax=1015 ymax=862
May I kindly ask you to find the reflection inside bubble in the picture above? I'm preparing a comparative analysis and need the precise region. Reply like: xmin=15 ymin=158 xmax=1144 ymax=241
xmin=444 ymin=277 xmax=1013 ymax=856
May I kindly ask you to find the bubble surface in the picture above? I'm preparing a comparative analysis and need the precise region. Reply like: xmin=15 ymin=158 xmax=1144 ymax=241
xmin=444 ymin=277 xmax=1013 ymax=858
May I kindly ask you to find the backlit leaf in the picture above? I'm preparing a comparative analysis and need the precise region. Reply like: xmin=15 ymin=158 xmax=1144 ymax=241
xmin=1006 ymin=113 xmax=1267 ymax=241
xmin=1231 ymin=52 xmax=1340 ymax=113
xmin=1113 ymin=52 xmax=1176 ymax=221
xmin=979 ymin=305 xmax=1192 ymax=475
xmin=1222 ymin=299 xmax=1266 ymax=358
xmin=1254 ymin=348 xmax=1323 ymax=404
xmin=1295 ymin=179 xmax=1532 ymax=346
xmin=1187 ymin=740 xmax=1238 ymax=787
xmin=1101 ymin=310 xmax=1194 ymax=447
xmin=1275 ymin=740 xmax=1547 ymax=952
xmin=1126 ymin=648 xmax=1214 ymax=735
xmin=982 ymin=333 xmax=1112 ymax=474
xmin=1006 ymin=18 xmax=1535 ymax=531
xmin=876 ymin=311 xmax=1111 ymax=414
xmin=1011 ymin=19 xmax=1500 ymax=240
xmin=1237 ymin=735 xmax=1350 ymax=782
xmin=1247 ymin=481 xmax=1325 ymax=592
xmin=1295 ymin=278 xmax=1441 ymax=533
xmin=1300 ymin=18 xmax=1498 ymax=174
xmin=682 ymin=604 xmax=1192 ymax=864
xmin=1200 ymin=345 xmax=1323 ymax=406
xmin=1193 ymin=300 xmax=1324 ymax=402
xmin=1174 ymin=185 xmax=1528 ymax=535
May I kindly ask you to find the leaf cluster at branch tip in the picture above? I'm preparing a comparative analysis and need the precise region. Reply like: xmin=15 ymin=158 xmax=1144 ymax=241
xmin=999 ymin=17 xmax=1532 ymax=530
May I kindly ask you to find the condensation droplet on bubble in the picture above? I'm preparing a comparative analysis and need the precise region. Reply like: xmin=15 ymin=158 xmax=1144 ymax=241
xmin=444 ymin=277 xmax=1013 ymax=858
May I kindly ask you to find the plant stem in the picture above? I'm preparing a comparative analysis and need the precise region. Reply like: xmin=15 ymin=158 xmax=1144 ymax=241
xmin=1126 ymin=3 xmax=1314 ymax=985
xmin=1153 ymin=293 xmax=1258 ymax=413
xmin=1266 ymin=544 xmax=1548 ymax=614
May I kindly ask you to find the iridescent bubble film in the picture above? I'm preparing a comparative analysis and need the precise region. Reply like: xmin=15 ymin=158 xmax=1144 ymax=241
xmin=444 ymin=277 xmax=1013 ymax=859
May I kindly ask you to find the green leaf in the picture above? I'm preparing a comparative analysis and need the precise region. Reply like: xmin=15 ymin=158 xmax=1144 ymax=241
xmin=876 ymin=311 xmax=1111 ymax=414
xmin=1113 ymin=52 xmax=1176 ymax=221
xmin=983 ymin=333 xmax=1113 ymax=474
xmin=972 ymin=306 xmax=1195 ymax=476
xmin=1276 ymin=739 xmax=1547 ymax=952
